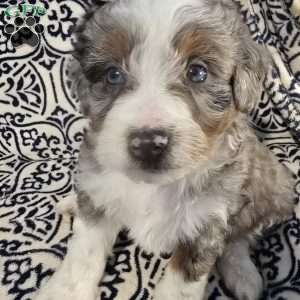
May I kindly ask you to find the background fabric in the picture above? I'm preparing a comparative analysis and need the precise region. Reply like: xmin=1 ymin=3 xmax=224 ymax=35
xmin=0 ymin=0 xmax=300 ymax=299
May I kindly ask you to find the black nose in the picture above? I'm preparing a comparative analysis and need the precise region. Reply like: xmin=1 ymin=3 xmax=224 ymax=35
xmin=128 ymin=129 xmax=170 ymax=169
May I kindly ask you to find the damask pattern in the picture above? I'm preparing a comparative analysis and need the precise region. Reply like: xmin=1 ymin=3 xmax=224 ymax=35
xmin=0 ymin=0 xmax=300 ymax=299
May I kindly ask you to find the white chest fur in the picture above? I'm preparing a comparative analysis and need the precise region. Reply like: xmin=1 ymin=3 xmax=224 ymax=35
xmin=78 ymin=170 xmax=229 ymax=254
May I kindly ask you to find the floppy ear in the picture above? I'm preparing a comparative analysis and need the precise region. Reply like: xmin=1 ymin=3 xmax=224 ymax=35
xmin=232 ymin=33 xmax=271 ymax=113
xmin=210 ymin=0 xmax=272 ymax=113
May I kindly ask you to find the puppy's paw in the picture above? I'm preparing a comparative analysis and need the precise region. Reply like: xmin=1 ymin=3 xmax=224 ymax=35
xmin=218 ymin=257 xmax=263 ymax=300
xmin=155 ymin=267 xmax=208 ymax=300
xmin=227 ymin=270 xmax=263 ymax=300
xmin=34 ymin=281 xmax=98 ymax=300
xmin=34 ymin=287 xmax=69 ymax=300
xmin=35 ymin=289 xmax=97 ymax=300
xmin=56 ymin=192 xmax=78 ymax=216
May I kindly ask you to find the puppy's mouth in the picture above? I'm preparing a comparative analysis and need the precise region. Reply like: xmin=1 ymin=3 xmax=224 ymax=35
xmin=131 ymin=154 xmax=171 ymax=173
xmin=126 ymin=166 xmax=177 ymax=185
xmin=125 ymin=163 xmax=198 ymax=185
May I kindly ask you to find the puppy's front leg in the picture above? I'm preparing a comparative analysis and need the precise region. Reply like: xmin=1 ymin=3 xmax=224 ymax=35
xmin=35 ymin=216 xmax=120 ymax=300
xmin=154 ymin=241 xmax=211 ymax=300
xmin=155 ymin=219 xmax=227 ymax=300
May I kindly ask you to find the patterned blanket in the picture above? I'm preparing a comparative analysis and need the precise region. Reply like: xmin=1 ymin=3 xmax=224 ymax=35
xmin=1 ymin=0 xmax=300 ymax=299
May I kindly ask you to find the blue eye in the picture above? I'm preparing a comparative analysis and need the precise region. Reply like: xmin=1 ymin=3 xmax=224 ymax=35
xmin=105 ymin=67 xmax=126 ymax=85
xmin=187 ymin=64 xmax=208 ymax=83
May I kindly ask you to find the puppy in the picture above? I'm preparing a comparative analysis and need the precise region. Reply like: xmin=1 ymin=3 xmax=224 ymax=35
xmin=35 ymin=0 xmax=295 ymax=300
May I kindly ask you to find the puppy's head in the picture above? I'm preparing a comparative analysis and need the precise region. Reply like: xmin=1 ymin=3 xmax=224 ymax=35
xmin=74 ymin=0 xmax=269 ymax=183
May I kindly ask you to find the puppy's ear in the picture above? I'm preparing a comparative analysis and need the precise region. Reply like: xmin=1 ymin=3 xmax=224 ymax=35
xmin=232 ymin=34 xmax=271 ymax=113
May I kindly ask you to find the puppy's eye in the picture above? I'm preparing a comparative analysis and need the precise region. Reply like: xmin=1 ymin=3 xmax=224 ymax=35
xmin=105 ymin=67 xmax=126 ymax=85
xmin=187 ymin=64 xmax=208 ymax=83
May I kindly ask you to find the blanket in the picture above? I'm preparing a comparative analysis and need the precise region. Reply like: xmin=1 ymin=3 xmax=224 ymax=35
xmin=0 ymin=0 xmax=300 ymax=299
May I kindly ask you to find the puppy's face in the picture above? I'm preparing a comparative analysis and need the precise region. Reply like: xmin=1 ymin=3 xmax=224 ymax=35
xmin=75 ymin=0 xmax=268 ymax=183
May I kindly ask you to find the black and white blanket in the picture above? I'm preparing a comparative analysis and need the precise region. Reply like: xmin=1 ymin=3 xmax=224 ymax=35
xmin=0 ymin=0 xmax=300 ymax=299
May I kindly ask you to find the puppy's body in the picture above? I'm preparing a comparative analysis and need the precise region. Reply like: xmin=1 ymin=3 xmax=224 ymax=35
xmin=35 ymin=1 xmax=295 ymax=300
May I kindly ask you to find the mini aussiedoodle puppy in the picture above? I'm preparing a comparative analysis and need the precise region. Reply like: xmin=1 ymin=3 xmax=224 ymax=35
xmin=35 ymin=0 xmax=295 ymax=299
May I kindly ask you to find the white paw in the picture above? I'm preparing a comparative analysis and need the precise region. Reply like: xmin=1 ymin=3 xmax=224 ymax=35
xmin=155 ymin=268 xmax=207 ymax=300
xmin=56 ymin=192 xmax=78 ymax=216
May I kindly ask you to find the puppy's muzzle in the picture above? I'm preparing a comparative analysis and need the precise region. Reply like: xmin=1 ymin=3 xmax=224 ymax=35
xmin=128 ymin=128 xmax=170 ymax=170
